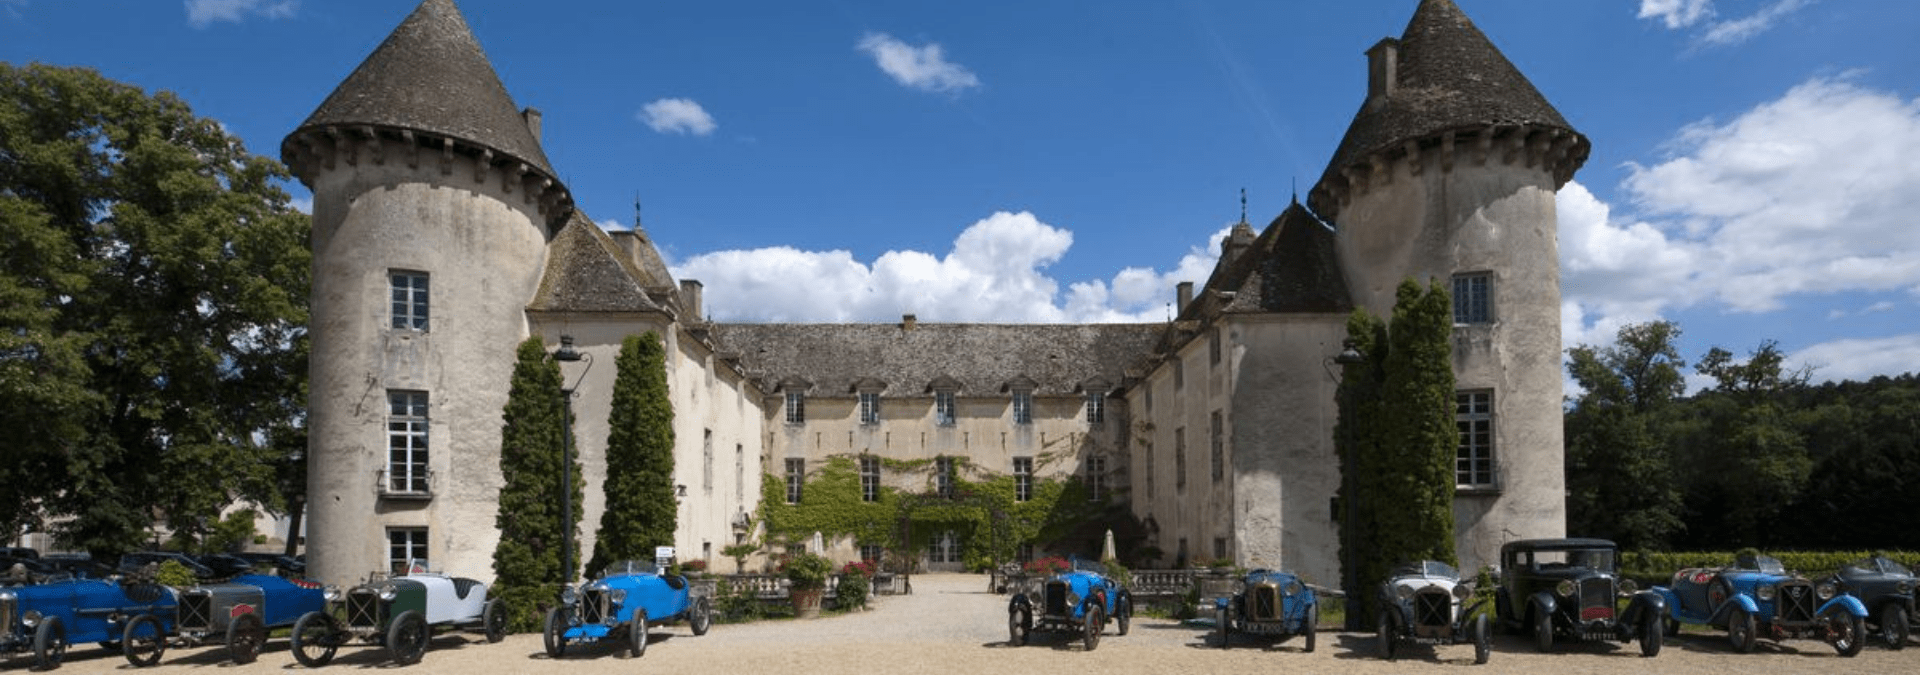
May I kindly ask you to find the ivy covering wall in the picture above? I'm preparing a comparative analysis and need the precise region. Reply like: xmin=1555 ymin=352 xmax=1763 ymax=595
xmin=759 ymin=454 xmax=1110 ymax=571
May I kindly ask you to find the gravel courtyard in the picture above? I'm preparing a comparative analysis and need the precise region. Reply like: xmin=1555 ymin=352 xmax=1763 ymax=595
xmin=28 ymin=573 xmax=1915 ymax=674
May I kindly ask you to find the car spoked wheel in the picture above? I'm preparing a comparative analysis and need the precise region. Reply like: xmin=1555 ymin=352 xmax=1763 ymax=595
xmin=1727 ymin=606 xmax=1756 ymax=653
xmin=291 ymin=611 xmax=341 ymax=667
xmin=1376 ymin=608 xmax=1395 ymax=660
xmin=628 ymin=609 xmax=649 ymax=658
xmin=482 ymin=598 xmax=507 ymax=643
xmin=690 ymin=596 xmax=713 ymax=636
xmin=121 ymin=613 xmax=167 ymax=667
xmin=387 ymin=610 xmax=429 ymax=665
xmin=226 ymin=611 xmax=268 ymax=664
xmin=1880 ymin=605 xmax=1909 ymax=650
xmin=35 ymin=615 xmax=67 ymax=670
xmin=1831 ymin=612 xmax=1865 ymax=657
xmin=1639 ymin=607 xmax=1664 ymax=657
xmin=1007 ymin=606 xmax=1030 ymax=647
xmin=1472 ymin=613 xmax=1491 ymax=665
xmin=543 ymin=607 xmax=570 ymax=658
xmin=1304 ymin=604 xmax=1318 ymax=653
xmin=1082 ymin=604 xmax=1103 ymax=652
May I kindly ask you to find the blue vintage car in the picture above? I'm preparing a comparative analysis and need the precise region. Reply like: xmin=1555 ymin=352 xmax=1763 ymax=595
xmin=1654 ymin=553 xmax=1868 ymax=656
xmin=175 ymin=573 xmax=332 ymax=664
xmin=543 ymin=560 xmax=712 ymax=658
xmin=1213 ymin=568 xmax=1318 ymax=651
xmin=1007 ymin=557 xmax=1133 ymax=651
xmin=0 ymin=577 xmax=177 ymax=669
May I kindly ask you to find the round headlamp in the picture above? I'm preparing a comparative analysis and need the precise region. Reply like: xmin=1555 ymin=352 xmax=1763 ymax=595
xmin=1453 ymin=583 xmax=1473 ymax=601
xmin=610 ymin=589 xmax=627 ymax=604
xmin=1396 ymin=584 xmax=1414 ymax=600
xmin=1756 ymin=584 xmax=1775 ymax=601
xmin=1555 ymin=580 xmax=1575 ymax=597
xmin=561 ymin=587 xmax=579 ymax=606
xmin=22 ymin=610 xmax=41 ymax=628
xmin=1066 ymin=589 xmax=1082 ymax=608
xmin=1284 ymin=580 xmax=1303 ymax=596
xmin=1898 ymin=581 xmax=1914 ymax=595
xmin=323 ymin=586 xmax=341 ymax=603
xmin=1618 ymin=579 xmax=1639 ymax=595
xmin=1817 ymin=582 xmax=1836 ymax=601
xmin=378 ymin=586 xmax=398 ymax=602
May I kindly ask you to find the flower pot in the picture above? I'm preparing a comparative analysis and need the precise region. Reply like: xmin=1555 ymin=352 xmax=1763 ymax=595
xmin=790 ymin=587 xmax=824 ymax=619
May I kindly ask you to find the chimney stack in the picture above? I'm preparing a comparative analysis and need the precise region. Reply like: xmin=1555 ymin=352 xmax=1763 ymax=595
xmin=1176 ymin=281 xmax=1194 ymax=313
xmin=1366 ymin=38 xmax=1400 ymax=103
xmin=680 ymin=279 xmax=703 ymax=322
xmin=522 ymin=107 xmax=543 ymax=141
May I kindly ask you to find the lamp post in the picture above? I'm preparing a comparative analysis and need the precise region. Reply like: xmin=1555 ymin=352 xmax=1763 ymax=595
xmin=551 ymin=335 xmax=592 ymax=590
xmin=1332 ymin=339 xmax=1366 ymax=630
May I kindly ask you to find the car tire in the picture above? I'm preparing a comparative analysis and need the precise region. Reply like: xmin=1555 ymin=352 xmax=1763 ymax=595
xmin=1008 ymin=605 xmax=1030 ymax=647
xmin=226 ymin=611 xmax=267 ymax=664
xmin=1639 ymin=606 xmax=1663 ymax=657
xmin=1082 ymin=604 xmax=1103 ymax=652
xmin=1728 ymin=606 xmax=1756 ymax=653
xmin=291 ymin=610 xmax=340 ymax=667
xmin=34 ymin=614 xmax=67 ymax=670
xmin=1304 ymin=603 xmax=1318 ymax=653
xmin=1376 ymin=607 xmax=1395 ymax=660
xmin=482 ymin=598 xmax=507 ymax=643
xmin=387 ymin=610 xmax=429 ymax=665
xmin=1880 ymin=604 xmax=1909 ymax=650
xmin=628 ymin=609 xmax=649 ymax=658
xmin=1116 ymin=595 xmax=1130 ymax=636
xmin=1533 ymin=607 xmax=1554 ymax=652
xmin=1832 ymin=611 xmax=1865 ymax=657
xmin=543 ymin=607 xmax=569 ymax=659
xmin=121 ymin=613 xmax=167 ymax=667
xmin=1215 ymin=604 xmax=1229 ymax=649
xmin=690 ymin=596 xmax=712 ymax=636
xmin=1473 ymin=613 xmax=1491 ymax=665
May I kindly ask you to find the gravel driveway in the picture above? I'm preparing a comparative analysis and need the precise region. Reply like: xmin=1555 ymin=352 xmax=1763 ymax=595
xmin=28 ymin=573 xmax=1916 ymax=674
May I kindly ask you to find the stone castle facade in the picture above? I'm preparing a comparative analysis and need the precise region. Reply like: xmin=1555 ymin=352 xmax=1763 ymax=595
xmin=284 ymin=0 xmax=1583 ymax=587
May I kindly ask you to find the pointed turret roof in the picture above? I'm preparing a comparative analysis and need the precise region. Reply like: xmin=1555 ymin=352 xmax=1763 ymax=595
xmin=1309 ymin=0 xmax=1586 ymax=219
xmin=528 ymin=211 xmax=668 ymax=315
xmin=1185 ymin=198 xmax=1352 ymax=318
xmin=285 ymin=0 xmax=557 ymax=178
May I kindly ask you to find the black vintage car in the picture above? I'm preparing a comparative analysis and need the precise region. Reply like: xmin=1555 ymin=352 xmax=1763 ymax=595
xmin=1495 ymin=538 xmax=1665 ymax=657
xmin=1826 ymin=556 xmax=1914 ymax=650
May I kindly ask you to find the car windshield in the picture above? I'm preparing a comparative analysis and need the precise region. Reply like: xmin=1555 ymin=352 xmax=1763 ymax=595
xmin=1394 ymin=561 xmax=1457 ymax=579
xmin=1522 ymin=549 xmax=1615 ymax=572
xmin=1732 ymin=555 xmax=1786 ymax=575
xmin=601 ymin=560 xmax=660 ymax=577
xmin=1879 ymin=558 xmax=1912 ymax=577
xmin=1070 ymin=558 xmax=1108 ymax=575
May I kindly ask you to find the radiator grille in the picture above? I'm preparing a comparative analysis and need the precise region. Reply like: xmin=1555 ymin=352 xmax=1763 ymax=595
xmin=1044 ymin=581 xmax=1068 ymax=616
xmin=1414 ymin=589 xmax=1452 ymax=627
xmin=345 ymin=589 xmax=382 ymax=628
xmin=582 ymin=589 xmax=610 ymax=624
xmin=1252 ymin=586 xmax=1280 ymax=620
xmin=0 ymin=595 xmax=14 ymax=636
xmin=1777 ymin=581 xmax=1816 ymax=623
xmin=1579 ymin=578 xmax=1615 ymax=621
xmin=180 ymin=592 xmax=215 ymax=631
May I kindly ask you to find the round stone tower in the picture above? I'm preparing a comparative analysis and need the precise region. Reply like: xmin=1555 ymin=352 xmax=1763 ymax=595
xmin=1307 ymin=0 xmax=1588 ymax=573
xmin=281 ymin=0 xmax=572 ymax=584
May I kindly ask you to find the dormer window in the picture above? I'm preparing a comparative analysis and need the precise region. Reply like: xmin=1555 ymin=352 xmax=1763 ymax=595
xmin=859 ymin=392 xmax=881 ymax=425
xmin=785 ymin=391 xmax=805 ymax=424
xmin=1012 ymin=391 xmax=1033 ymax=425
xmin=935 ymin=391 xmax=956 ymax=426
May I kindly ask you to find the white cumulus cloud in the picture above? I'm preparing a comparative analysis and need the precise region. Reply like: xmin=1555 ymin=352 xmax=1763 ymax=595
xmin=857 ymin=32 xmax=981 ymax=95
xmin=1637 ymin=0 xmax=1809 ymax=47
xmin=1638 ymin=0 xmax=1714 ymax=28
xmin=1787 ymin=335 xmax=1920 ymax=385
xmin=185 ymin=0 xmax=296 ymax=28
xmin=639 ymin=98 xmax=717 ymax=136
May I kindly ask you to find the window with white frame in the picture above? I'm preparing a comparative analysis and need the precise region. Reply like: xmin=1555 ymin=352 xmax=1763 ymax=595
xmin=860 ymin=544 xmax=884 ymax=563
xmin=1453 ymin=273 xmax=1493 ymax=325
xmin=859 ymin=391 xmax=881 ymax=425
xmin=934 ymin=390 xmax=956 ymax=426
xmin=785 ymin=391 xmax=805 ymax=424
xmin=390 ymin=271 xmax=429 ymax=331
xmin=859 ymin=455 xmax=881 ymax=502
xmin=388 ymin=527 xmax=428 ymax=574
xmin=935 ymin=456 xmax=956 ymax=498
xmin=785 ymin=458 xmax=805 ymax=504
xmin=929 ymin=531 xmax=962 ymax=564
xmin=387 ymin=390 xmax=430 ymax=495
xmin=1013 ymin=457 xmax=1033 ymax=502
xmin=1085 ymin=456 xmax=1106 ymax=501
xmin=1456 ymin=390 xmax=1497 ymax=489
xmin=1011 ymin=390 xmax=1033 ymax=425
xmin=1085 ymin=391 xmax=1105 ymax=425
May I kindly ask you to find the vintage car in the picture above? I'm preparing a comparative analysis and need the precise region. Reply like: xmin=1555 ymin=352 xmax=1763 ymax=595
xmin=288 ymin=566 xmax=506 ymax=666
xmin=1824 ymin=555 xmax=1914 ymax=650
xmin=0 ymin=577 xmax=176 ymax=669
xmin=1007 ymin=557 xmax=1132 ymax=651
xmin=1653 ymin=553 xmax=1868 ymax=656
xmin=1495 ymin=538 xmax=1665 ymax=656
xmin=1375 ymin=560 xmax=1491 ymax=664
xmin=1212 ymin=568 xmax=1318 ymax=651
xmin=543 ymin=560 xmax=712 ymax=658
xmin=174 ymin=573 xmax=332 ymax=664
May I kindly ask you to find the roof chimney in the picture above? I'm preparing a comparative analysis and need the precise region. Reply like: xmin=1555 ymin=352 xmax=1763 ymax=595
xmin=522 ymin=107 xmax=542 ymax=142
xmin=902 ymin=314 xmax=917 ymax=330
xmin=679 ymin=279 xmax=703 ymax=322
xmin=1366 ymin=38 xmax=1400 ymax=103
xmin=1176 ymin=281 xmax=1194 ymax=313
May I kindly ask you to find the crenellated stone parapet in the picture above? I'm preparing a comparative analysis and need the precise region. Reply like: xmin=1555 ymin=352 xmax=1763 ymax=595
xmin=1310 ymin=124 xmax=1587 ymax=220
xmin=282 ymin=125 xmax=573 ymax=229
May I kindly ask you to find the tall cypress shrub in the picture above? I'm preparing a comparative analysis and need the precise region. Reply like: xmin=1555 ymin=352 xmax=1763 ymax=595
xmin=589 ymin=332 xmax=677 ymax=574
xmin=491 ymin=337 xmax=583 ymax=631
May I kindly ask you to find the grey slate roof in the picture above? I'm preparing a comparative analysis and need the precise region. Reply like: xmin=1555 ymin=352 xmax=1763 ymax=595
xmin=708 ymin=322 xmax=1164 ymax=398
xmin=1309 ymin=0 xmax=1585 ymax=218
xmin=1220 ymin=199 xmax=1352 ymax=315
xmin=528 ymin=210 xmax=667 ymax=315
xmin=286 ymin=0 xmax=557 ymax=178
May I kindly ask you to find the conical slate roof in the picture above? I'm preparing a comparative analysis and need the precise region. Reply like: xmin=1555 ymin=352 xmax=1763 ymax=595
xmin=1310 ymin=0 xmax=1585 ymax=218
xmin=286 ymin=0 xmax=556 ymax=178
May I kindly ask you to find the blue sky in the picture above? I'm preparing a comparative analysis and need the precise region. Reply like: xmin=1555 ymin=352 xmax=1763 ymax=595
xmin=4 ymin=0 xmax=1918 ymax=391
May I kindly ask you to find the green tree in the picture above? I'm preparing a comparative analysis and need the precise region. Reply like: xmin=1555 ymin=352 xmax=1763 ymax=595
xmin=0 ymin=63 xmax=309 ymax=555
xmin=1681 ymin=341 xmax=1811 ymax=548
xmin=491 ymin=338 xmax=583 ymax=631
xmin=588 ymin=332 xmax=677 ymax=575
xmin=1564 ymin=321 xmax=1687 ymax=549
